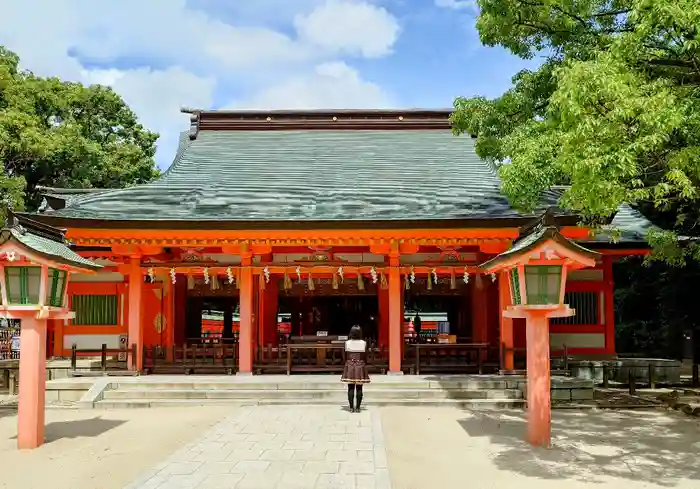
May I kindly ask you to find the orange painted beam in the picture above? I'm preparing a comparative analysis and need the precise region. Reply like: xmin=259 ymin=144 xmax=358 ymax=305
xmin=66 ymin=227 xmax=520 ymax=247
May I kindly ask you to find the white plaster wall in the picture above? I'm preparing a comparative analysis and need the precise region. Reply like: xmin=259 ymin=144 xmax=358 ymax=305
xmin=63 ymin=334 xmax=122 ymax=350
xmin=550 ymin=333 xmax=605 ymax=349
xmin=71 ymin=272 xmax=124 ymax=283
xmin=567 ymin=269 xmax=604 ymax=281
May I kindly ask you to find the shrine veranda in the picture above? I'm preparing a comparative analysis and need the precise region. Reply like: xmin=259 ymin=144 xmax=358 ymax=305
xmin=16 ymin=109 xmax=652 ymax=375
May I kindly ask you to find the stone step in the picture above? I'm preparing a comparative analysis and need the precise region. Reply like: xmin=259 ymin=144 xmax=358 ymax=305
xmin=94 ymin=397 xmax=525 ymax=409
xmin=111 ymin=380 xmax=512 ymax=391
xmin=101 ymin=388 xmax=523 ymax=401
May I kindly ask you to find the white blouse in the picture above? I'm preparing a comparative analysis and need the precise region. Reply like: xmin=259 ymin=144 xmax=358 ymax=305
xmin=345 ymin=339 xmax=367 ymax=353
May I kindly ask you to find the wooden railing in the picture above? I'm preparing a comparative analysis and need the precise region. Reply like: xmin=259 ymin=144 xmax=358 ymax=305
xmin=0 ymin=359 xmax=19 ymax=395
xmin=254 ymin=342 xmax=390 ymax=375
xmin=142 ymin=343 xmax=238 ymax=375
xmin=405 ymin=343 xmax=494 ymax=375
xmin=70 ymin=344 xmax=135 ymax=374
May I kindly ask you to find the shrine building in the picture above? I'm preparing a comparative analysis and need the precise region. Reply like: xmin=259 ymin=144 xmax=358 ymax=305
xmin=20 ymin=109 xmax=653 ymax=375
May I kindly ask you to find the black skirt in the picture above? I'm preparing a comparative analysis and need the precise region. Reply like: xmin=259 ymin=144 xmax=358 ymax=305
xmin=341 ymin=352 xmax=370 ymax=384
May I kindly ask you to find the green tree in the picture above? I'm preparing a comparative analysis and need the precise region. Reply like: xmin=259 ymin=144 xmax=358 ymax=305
xmin=0 ymin=46 xmax=159 ymax=223
xmin=452 ymin=0 xmax=700 ymax=263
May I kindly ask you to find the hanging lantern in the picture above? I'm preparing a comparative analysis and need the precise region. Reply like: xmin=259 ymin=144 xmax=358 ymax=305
xmin=263 ymin=266 xmax=270 ymax=283
xmin=337 ymin=266 xmax=344 ymax=283
xmin=491 ymin=272 xmax=497 ymax=283
xmin=169 ymin=267 xmax=176 ymax=284
xmin=296 ymin=266 xmax=302 ymax=282
xmin=431 ymin=268 xmax=438 ymax=284
xmin=410 ymin=265 xmax=416 ymax=284
xmin=463 ymin=266 xmax=470 ymax=284
xmin=226 ymin=266 xmax=234 ymax=285
xmin=147 ymin=267 xmax=155 ymax=283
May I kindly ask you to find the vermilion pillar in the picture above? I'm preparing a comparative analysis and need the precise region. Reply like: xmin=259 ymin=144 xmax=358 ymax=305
xmin=260 ymin=281 xmax=279 ymax=347
xmin=378 ymin=287 xmax=389 ymax=350
xmin=498 ymin=272 xmax=514 ymax=371
xmin=128 ymin=255 xmax=143 ymax=372
xmin=388 ymin=254 xmax=402 ymax=374
xmin=471 ymin=276 xmax=488 ymax=344
xmin=17 ymin=317 xmax=47 ymax=449
xmin=238 ymin=253 xmax=253 ymax=374
xmin=603 ymin=257 xmax=616 ymax=354
xmin=524 ymin=311 xmax=551 ymax=447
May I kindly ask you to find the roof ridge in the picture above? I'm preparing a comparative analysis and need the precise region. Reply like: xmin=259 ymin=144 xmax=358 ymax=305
xmin=186 ymin=108 xmax=455 ymax=135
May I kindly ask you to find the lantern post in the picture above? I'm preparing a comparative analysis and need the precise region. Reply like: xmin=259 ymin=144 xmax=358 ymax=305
xmin=480 ymin=215 xmax=598 ymax=447
xmin=0 ymin=216 xmax=101 ymax=449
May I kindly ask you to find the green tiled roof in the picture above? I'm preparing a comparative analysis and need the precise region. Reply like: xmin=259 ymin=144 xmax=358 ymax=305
xmin=480 ymin=224 xmax=599 ymax=271
xmin=42 ymin=130 xmax=561 ymax=222
xmin=37 ymin=187 xmax=113 ymax=212
xmin=0 ymin=219 xmax=101 ymax=271
xmin=30 ymin=120 xmax=656 ymax=244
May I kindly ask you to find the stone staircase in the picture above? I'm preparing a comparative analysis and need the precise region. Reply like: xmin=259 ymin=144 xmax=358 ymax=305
xmin=87 ymin=375 xmax=526 ymax=409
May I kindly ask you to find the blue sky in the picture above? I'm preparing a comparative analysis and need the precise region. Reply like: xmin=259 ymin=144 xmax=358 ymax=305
xmin=0 ymin=0 xmax=541 ymax=169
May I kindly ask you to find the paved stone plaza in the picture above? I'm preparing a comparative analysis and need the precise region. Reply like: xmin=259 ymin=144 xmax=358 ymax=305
xmin=123 ymin=406 xmax=391 ymax=489
xmin=2 ymin=404 xmax=699 ymax=489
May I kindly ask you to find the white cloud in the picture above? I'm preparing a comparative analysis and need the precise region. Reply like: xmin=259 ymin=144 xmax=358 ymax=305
xmin=0 ymin=0 xmax=400 ymax=169
xmin=82 ymin=67 xmax=217 ymax=163
xmin=295 ymin=0 xmax=400 ymax=58
xmin=231 ymin=61 xmax=394 ymax=109
xmin=434 ymin=0 xmax=477 ymax=10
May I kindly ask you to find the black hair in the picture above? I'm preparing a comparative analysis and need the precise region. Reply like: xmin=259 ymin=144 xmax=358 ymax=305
xmin=349 ymin=325 xmax=363 ymax=340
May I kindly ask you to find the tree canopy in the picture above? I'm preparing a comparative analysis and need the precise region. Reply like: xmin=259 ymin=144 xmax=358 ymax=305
xmin=0 ymin=46 xmax=159 ymax=223
xmin=452 ymin=0 xmax=700 ymax=264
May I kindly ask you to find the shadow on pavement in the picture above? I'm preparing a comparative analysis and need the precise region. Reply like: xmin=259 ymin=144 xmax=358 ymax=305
xmin=458 ymin=409 xmax=700 ymax=486
xmin=9 ymin=416 xmax=126 ymax=443
xmin=0 ymin=407 xmax=17 ymax=419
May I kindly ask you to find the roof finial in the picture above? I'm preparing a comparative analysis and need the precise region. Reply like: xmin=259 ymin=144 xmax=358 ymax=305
xmin=541 ymin=207 xmax=557 ymax=228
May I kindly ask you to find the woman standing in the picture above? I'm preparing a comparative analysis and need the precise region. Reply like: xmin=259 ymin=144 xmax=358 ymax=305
xmin=341 ymin=325 xmax=370 ymax=412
